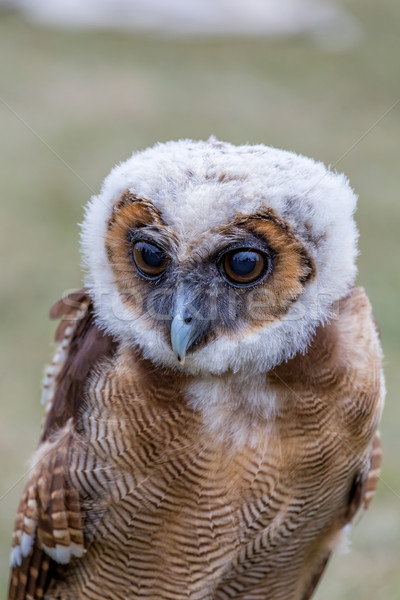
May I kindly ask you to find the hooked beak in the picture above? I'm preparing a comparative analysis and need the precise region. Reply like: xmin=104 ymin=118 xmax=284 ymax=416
xmin=170 ymin=292 xmax=207 ymax=365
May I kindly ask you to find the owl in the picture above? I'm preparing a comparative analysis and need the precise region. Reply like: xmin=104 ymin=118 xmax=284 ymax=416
xmin=9 ymin=138 xmax=384 ymax=600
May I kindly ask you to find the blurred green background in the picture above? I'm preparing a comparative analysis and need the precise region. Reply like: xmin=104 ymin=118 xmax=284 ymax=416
xmin=0 ymin=1 xmax=399 ymax=597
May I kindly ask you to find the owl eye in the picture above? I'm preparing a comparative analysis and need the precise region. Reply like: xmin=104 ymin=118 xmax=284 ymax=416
xmin=132 ymin=241 xmax=168 ymax=278
xmin=220 ymin=248 xmax=269 ymax=286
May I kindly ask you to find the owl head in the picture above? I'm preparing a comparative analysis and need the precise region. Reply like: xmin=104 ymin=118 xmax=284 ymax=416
xmin=81 ymin=138 xmax=358 ymax=376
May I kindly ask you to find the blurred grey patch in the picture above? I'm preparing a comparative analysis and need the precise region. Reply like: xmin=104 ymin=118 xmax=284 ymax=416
xmin=0 ymin=0 xmax=361 ymax=50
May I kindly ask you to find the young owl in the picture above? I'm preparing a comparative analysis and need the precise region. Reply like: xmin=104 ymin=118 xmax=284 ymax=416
xmin=9 ymin=139 xmax=384 ymax=600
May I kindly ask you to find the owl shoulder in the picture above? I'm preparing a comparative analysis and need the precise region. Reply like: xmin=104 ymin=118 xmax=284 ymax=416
xmin=274 ymin=286 xmax=384 ymax=433
xmin=41 ymin=288 xmax=117 ymax=441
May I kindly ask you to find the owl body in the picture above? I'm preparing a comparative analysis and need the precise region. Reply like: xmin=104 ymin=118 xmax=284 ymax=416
xmin=9 ymin=140 xmax=384 ymax=600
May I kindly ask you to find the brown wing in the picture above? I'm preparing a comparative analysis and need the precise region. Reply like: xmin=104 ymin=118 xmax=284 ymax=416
xmin=300 ymin=431 xmax=382 ymax=600
xmin=8 ymin=289 xmax=117 ymax=600
xmin=272 ymin=287 xmax=384 ymax=600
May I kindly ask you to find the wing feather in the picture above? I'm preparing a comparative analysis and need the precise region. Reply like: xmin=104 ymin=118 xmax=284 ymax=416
xmin=8 ymin=290 xmax=116 ymax=600
xmin=300 ymin=431 xmax=382 ymax=600
xmin=363 ymin=431 xmax=382 ymax=510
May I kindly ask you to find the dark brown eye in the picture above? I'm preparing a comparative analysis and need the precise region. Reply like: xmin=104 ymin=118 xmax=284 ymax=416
xmin=133 ymin=242 xmax=167 ymax=278
xmin=221 ymin=248 xmax=269 ymax=286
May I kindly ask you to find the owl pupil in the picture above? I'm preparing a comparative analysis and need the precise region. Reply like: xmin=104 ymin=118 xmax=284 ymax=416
xmin=140 ymin=243 xmax=164 ymax=267
xmin=229 ymin=251 xmax=259 ymax=276
xmin=221 ymin=247 xmax=268 ymax=286
xmin=132 ymin=241 xmax=167 ymax=278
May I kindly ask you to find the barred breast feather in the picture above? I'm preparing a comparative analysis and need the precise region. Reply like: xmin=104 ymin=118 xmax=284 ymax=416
xmin=9 ymin=287 xmax=383 ymax=600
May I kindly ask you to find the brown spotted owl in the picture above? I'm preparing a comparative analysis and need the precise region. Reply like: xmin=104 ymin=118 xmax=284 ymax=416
xmin=9 ymin=139 xmax=384 ymax=600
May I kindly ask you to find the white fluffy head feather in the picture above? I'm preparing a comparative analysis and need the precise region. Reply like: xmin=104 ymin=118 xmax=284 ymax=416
xmin=81 ymin=138 xmax=358 ymax=375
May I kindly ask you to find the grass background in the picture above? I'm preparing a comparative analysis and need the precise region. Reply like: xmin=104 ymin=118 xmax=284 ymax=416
xmin=0 ymin=1 xmax=399 ymax=597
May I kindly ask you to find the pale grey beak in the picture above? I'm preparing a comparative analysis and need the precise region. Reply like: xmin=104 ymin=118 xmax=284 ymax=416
xmin=170 ymin=292 xmax=206 ymax=365
xmin=170 ymin=313 xmax=199 ymax=365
